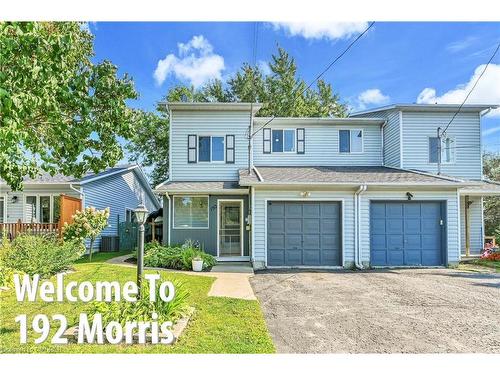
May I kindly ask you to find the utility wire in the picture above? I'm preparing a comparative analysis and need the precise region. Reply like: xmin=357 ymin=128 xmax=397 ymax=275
xmin=440 ymin=42 xmax=500 ymax=137
xmin=250 ymin=21 xmax=375 ymax=138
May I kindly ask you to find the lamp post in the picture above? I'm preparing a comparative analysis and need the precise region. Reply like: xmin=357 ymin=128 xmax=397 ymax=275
xmin=134 ymin=203 xmax=149 ymax=297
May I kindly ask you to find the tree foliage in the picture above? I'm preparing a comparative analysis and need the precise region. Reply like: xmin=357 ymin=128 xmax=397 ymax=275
xmin=0 ymin=22 xmax=143 ymax=191
xmin=483 ymin=152 xmax=500 ymax=240
xmin=127 ymin=47 xmax=347 ymax=185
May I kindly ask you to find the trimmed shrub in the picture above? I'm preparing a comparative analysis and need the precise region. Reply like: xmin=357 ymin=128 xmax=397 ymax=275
xmin=1 ymin=234 xmax=84 ymax=277
xmin=88 ymin=275 xmax=189 ymax=325
xmin=142 ymin=241 xmax=216 ymax=271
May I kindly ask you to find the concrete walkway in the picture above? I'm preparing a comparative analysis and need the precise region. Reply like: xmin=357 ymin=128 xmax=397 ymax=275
xmin=106 ymin=255 xmax=256 ymax=300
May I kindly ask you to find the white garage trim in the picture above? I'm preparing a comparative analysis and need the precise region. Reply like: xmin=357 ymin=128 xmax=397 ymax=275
xmin=264 ymin=198 xmax=345 ymax=268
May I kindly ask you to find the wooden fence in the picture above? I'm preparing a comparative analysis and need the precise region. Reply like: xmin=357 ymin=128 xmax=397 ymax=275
xmin=0 ymin=220 xmax=60 ymax=240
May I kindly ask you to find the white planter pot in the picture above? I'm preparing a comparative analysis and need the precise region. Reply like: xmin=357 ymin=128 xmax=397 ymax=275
xmin=192 ymin=259 xmax=204 ymax=272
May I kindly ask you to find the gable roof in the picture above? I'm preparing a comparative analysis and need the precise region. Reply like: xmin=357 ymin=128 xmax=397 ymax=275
xmin=350 ymin=103 xmax=498 ymax=117
xmin=239 ymin=166 xmax=474 ymax=187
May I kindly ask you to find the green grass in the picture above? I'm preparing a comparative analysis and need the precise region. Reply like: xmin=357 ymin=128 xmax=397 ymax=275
xmin=0 ymin=254 xmax=275 ymax=353
xmin=470 ymin=259 xmax=500 ymax=272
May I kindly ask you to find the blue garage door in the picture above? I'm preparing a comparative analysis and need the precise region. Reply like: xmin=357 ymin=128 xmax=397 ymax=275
xmin=267 ymin=201 xmax=342 ymax=266
xmin=370 ymin=201 xmax=445 ymax=266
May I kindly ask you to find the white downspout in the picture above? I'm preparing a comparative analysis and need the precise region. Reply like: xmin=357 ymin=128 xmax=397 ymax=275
xmin=165 ymin=192 xmax=171 ymax=246
xmin=354 ymin=185 xmax=367 ymax=269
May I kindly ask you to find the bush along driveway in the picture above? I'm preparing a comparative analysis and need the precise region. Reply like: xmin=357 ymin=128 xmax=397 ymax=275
xmin=250 ymin=268 xmax=500 ymax=353
xmin=0 ymin=254 xmax=275 ymax=353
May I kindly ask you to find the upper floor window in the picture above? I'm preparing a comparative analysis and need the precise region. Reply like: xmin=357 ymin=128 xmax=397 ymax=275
xmin=263 ymin=128 xmax=305 ymax=154
xmin=429 ymin=136 xmax=455 ymax=164
xmin=339 ymin=129 xmax=363 ymax=153
xmin=188 ymin=135 xmax=234 ymax=164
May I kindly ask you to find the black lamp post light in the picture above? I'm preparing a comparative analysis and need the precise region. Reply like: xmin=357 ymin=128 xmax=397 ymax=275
xmin=134 ymin=203 xmax=149 ymax=296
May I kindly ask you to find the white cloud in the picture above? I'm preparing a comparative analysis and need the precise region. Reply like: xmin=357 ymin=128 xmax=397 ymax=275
xmin=153 ymin=35 xmax=225 ymax=87
xmin=446 ymin=36 xmax=478 ymax=53
xmin=272 ymin=22 xmax=369 ymax=41
xmin=416 ymin=63 xmax=500 ymax=117
xmin=357 ymin=88 xmax=390 ymax=110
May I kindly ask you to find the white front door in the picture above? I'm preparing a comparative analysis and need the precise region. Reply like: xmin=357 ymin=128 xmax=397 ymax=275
xmin=218 ymin=200 xmax=243 ymax=257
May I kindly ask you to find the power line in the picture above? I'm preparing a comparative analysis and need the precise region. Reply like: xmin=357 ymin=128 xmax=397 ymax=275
xmin=440 ymin=42 xmax=500 ymax=137
xmin=250 ymin=21 xmax=375 ymax=138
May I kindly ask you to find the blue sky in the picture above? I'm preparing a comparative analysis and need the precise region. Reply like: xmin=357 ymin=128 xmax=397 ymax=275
xmin=89 ymin=22 xmax=500 ymax=153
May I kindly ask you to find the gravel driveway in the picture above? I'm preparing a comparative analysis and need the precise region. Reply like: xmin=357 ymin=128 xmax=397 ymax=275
xmin=250 ymin=268 xmax=500 ymax=353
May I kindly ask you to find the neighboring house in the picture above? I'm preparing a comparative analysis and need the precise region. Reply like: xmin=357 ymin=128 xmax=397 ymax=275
xmin=0 ymin=164 xmax=160 ymax=249
xmin=156 ymin=102 xmax=500 ymax=269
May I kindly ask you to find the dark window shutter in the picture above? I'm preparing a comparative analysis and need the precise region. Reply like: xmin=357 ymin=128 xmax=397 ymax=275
xmin=263 ymin=128 xmax=271 ymax=154
xmin=297 ymin=128 xmax=305 ymax=154
xmin=188 ymin=135 xmax=197 ymax=163
xmin=226 ymin=135 xmax=235 ymax=164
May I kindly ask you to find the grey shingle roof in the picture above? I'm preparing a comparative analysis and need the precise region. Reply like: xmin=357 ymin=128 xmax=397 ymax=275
xmin=459 ymin=180 xmax=500 ymax=194
xmin=0 ymin=164 xmax=136 ymax=185
xmin=157 ymin=180 xmax=247 ymax=192
xmin=239 ymin=166 xmax=466 ymax=186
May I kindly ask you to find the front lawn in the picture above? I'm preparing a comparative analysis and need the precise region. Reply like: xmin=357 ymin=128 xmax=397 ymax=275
xmin=0 ymin=255 xmax=274 ymax=353
xmin=469 ymin=259 xmax=500 ymax=272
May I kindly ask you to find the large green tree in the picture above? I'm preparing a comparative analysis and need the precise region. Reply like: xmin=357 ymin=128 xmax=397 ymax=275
xmin=483 ymin=152 xmax=500 ymax=240
xmin=0 ymin=22 xmax=143 ymax=191
xmin=127 ymin=47 xmax=347 ymax=185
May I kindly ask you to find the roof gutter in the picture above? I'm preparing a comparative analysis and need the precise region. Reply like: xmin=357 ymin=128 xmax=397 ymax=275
xmin=69 ymin=184 xmax=85 ymax=208
xmin=354 ymin=185 xmax=367 ymax=270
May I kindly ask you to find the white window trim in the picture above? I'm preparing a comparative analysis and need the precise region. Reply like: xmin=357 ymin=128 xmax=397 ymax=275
xmin=22 ymin=194 xmax=63 ymax=223
xmin=217 ymin=199 xmax=244 ymax=257
xmin=338 ymin=129 xmax=364 ymax=154
xmin=172 ymin=195 xmax=210 ymax=230
xmin=428 ymin=136 xmax=456 ymax=165
xmin=271 ymin=128 xmax=297 ymax=154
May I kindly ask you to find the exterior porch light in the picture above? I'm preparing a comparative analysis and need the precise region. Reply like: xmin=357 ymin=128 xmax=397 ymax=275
xmin=134 ymin=203 xmax=149 ymax=296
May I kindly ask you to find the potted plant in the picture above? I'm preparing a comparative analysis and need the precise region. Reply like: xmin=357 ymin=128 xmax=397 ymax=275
xmin=192 ymin=256 xmax=204 ymax=272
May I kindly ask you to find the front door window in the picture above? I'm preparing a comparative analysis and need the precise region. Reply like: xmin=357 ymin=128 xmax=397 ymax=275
xmin=219 ymin=201 xmax=242 ymax=257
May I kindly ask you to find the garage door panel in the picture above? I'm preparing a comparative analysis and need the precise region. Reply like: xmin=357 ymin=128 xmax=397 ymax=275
xmin=322 ymin=234 xmax=340 ymax=249
xmin=320 ymin=219 xmax=339 ymax=234
xmin=303 ymin=204 xmax=320 ymax=217
xmin=268 ymin=218 xmax=284 ymax=234
xmin=285 ymin=204 xmax=302 ymax=218
xmin=285 ymin=235 xmax=302 ymax=249
xmin=371 ymin=234 xmax=387 ymax=250
xmin=370 ymin=201 xmax=444 ymax=266
xmin=303 ymin=234 xmax=320 ymax=249
xmin=268 ymin=235 xmax=284 ymax=249
xmin=387 ymin=235 xmax=403 ymax=250
xmin=387 ymin=219 xmax=403 ymax=234
xmin=268 ymin=250 xmax=284 ymax=266
xmin=404 ymin=219 xmax=421 ymax=234
xmin=286 ymin=219 xmax=302 ymax=233
xmin=303 ymin=250 xmax=320 ymax=265
xmin=268 ymin=203 xmax=284 ymax=218
xmin=386 ymin=203 xmax=403 ymax=217
xmin=303 ymin=219 xmax=320 ymax=233
xmin=320 ymin=203 xmax=338 ymax=218
xmin=267 ymin=201 xmax=341 ymax=266
xmin=285 ymin=250 xmax=302 ymax=265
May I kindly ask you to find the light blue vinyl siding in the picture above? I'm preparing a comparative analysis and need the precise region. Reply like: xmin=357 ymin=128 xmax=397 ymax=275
xmin=83 ymin=169 xmax=159 ymax=249
xmin=352 ymin=110 xmax=401 ymax=168
xmin=460 ymin=196 xmax=484 ymax=254
xmin=252 ymin=123 xmax=383 ymax=166
xmin=401 ymin=111 xmax=482 ymax=180
xmin=170 ymin=111 xmax=251 ymax=181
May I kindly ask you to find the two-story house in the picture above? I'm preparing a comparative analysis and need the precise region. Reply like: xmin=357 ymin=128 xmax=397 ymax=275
xmin=156 ymin=102 xmax=500 ymax=269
